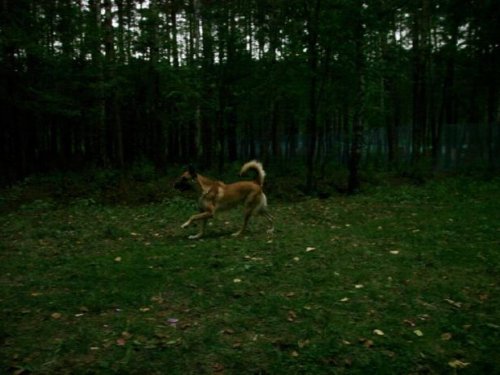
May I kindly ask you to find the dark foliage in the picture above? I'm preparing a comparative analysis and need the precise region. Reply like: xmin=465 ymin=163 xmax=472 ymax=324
xmin=1 ymin=0 xmax=499 ymax=188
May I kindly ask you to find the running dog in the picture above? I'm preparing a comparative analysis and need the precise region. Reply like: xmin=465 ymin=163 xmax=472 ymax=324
xmin=174 ymin=161 xmax=274 ymax=239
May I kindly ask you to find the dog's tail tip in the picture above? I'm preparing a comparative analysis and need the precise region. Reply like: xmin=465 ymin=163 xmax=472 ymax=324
xmin=240 ymin=160 xmax=266 ymax=186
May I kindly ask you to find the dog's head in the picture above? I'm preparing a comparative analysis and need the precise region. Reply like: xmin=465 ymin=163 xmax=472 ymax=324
xmin=174 ymin=165 xmax=197 ymax=191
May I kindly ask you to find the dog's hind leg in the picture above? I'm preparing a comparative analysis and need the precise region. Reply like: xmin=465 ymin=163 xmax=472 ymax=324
xmin=232 ymin=209 xmax=252 ymax=237
xmin=261 ymin=210 xmax=274 ymax=234
xmin=256 ymin=194 xmax=274 ymax=234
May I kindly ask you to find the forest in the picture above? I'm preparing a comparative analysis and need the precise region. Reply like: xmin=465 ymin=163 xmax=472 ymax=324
xmin=2 ymin=2 xmax=500 ymax=373
xmin=1 ymin=0 xmax=499 ymax=190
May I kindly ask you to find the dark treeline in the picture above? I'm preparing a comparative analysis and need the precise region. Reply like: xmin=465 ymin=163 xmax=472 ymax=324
xmin=1 ymin=0 xmax=499 ymax=191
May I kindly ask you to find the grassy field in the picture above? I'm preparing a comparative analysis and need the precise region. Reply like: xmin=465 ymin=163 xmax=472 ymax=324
xmin=1 ymin=177 xmax=499 ymax=374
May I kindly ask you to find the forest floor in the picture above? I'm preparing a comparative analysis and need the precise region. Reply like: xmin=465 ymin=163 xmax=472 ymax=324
xmin=1 ymin=176 xmax=499 ymax=374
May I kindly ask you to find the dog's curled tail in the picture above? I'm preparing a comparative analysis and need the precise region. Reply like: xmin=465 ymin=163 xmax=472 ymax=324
xmin=240 ymin=160 xmax=266 ymax=186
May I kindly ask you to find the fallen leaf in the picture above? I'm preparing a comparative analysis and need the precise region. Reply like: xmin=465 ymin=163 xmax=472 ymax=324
xmin=140 ymin=307 xmax=150 ymax=312
xmin=116 ymin=338 xmax=126 ymax=346
xmin=151 ymin=295 xmax=164 ymax=304
xmin=441 ymin=332 xmax=453 ymax=341
xmin=355 ymin=284 xmax=364 ymax=289
xmin=359 ymin=338 xmax=374 ymax=348
xmin=306 ymin=247 xmax=316 ymax=252
xmin=212 ymin=363 xmax=225 ymax=372
xmin=479 ymin=293 xmax=489 ymax=301
xmin=403 ymin=319 xmax=416 ymax=327
xmin=291 ymin=350 xmax=299 ymax=357
xmin=384 ymin=350 xmax=396 ymax=358
xmin=233 ymin=278 xmax=242 ymax=283
xmin=444 ymin=298 xmax=462 ymax=308
xmin=364 ymin=340 xmax=374 ymax=348
xmin=414 ymin=329 xmax=424 ymax=337
xmin=418 ymin=314 xmax=431 ymax=321
xmin=293 ymin=257 xmax=300 ymax=262
xmin=389 ymin=250 xmax=399 ymax=255
xmin=51 ymin=312 xmax=62 ymax=320
xmin=114 ymin=257 xmax=122 ymax=262
xmin=448 ymin=359 xmax=470 ymax=369
xmin=340 ymin=297 xmax=349 ymax=302
xmin=373 ymin=329 xmax=384 ymax=336
xmin=298 ymin=339 xmax=310 ymax=348
xmin=167 ymin=318 xmax=179 ymax=327
xmin=287 ymin=310 xmax=297 ymax=322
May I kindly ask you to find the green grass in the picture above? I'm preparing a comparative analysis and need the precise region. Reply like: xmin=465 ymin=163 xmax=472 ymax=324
xmin=1 ymin=177 xmax=499 ymax=374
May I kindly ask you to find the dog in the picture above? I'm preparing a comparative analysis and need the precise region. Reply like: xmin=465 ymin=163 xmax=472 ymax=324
xmin=174 ymin=161 xmax=274 ymax=239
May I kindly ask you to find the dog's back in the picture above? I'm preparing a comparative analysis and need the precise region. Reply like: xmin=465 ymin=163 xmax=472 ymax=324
xmin=213 ymin=181 xmax=261 ymax=211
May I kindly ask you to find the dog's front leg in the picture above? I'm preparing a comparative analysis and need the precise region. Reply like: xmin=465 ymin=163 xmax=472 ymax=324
xmin=181 ymin=211 xmax=213 ymax=228
xmin=181 ymin=211 xmax=213 ymax=238
xmin=181 ymin=219 xmax=192 ymax=228
xmin=188 ymin=219 xmax=207 ymax=240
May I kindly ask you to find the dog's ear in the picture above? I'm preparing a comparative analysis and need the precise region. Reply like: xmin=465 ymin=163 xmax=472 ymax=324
xmin=188 ymin=164 xmax=197 ymax=177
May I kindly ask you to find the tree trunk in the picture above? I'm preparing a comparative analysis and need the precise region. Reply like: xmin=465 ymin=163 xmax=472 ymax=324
xmin=170 ymin=0 xmax=179 ymax=68
xmin=411 ymin=0 xmax=430 ymax=164
xmin=226 ymin=8 xmax=238 ymax=162
xmin=348 ymin=2 xmax=365 ymax=194
xmin=200 ymin=0 xmax=214 ymax=168
xmin=89 ymin=0 xmax=107 ymax=166
xmin=435 ymin=20 xmax=458 ymax=168
xmin=305 ymin=0 xmax=321 ymax=193
xmin=487 ymin=53 xmax=498 ymax=168
xmin=104 ymin=0 xmax=124 ymax=168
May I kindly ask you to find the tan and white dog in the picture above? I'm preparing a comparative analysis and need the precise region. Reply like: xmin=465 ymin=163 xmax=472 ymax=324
xmin=174 ymin=161 xmax=274 ymax=239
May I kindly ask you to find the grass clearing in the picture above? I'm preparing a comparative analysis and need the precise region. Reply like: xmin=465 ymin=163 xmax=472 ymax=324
xmin=1 ymin=177 xmax=499 ymax=374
